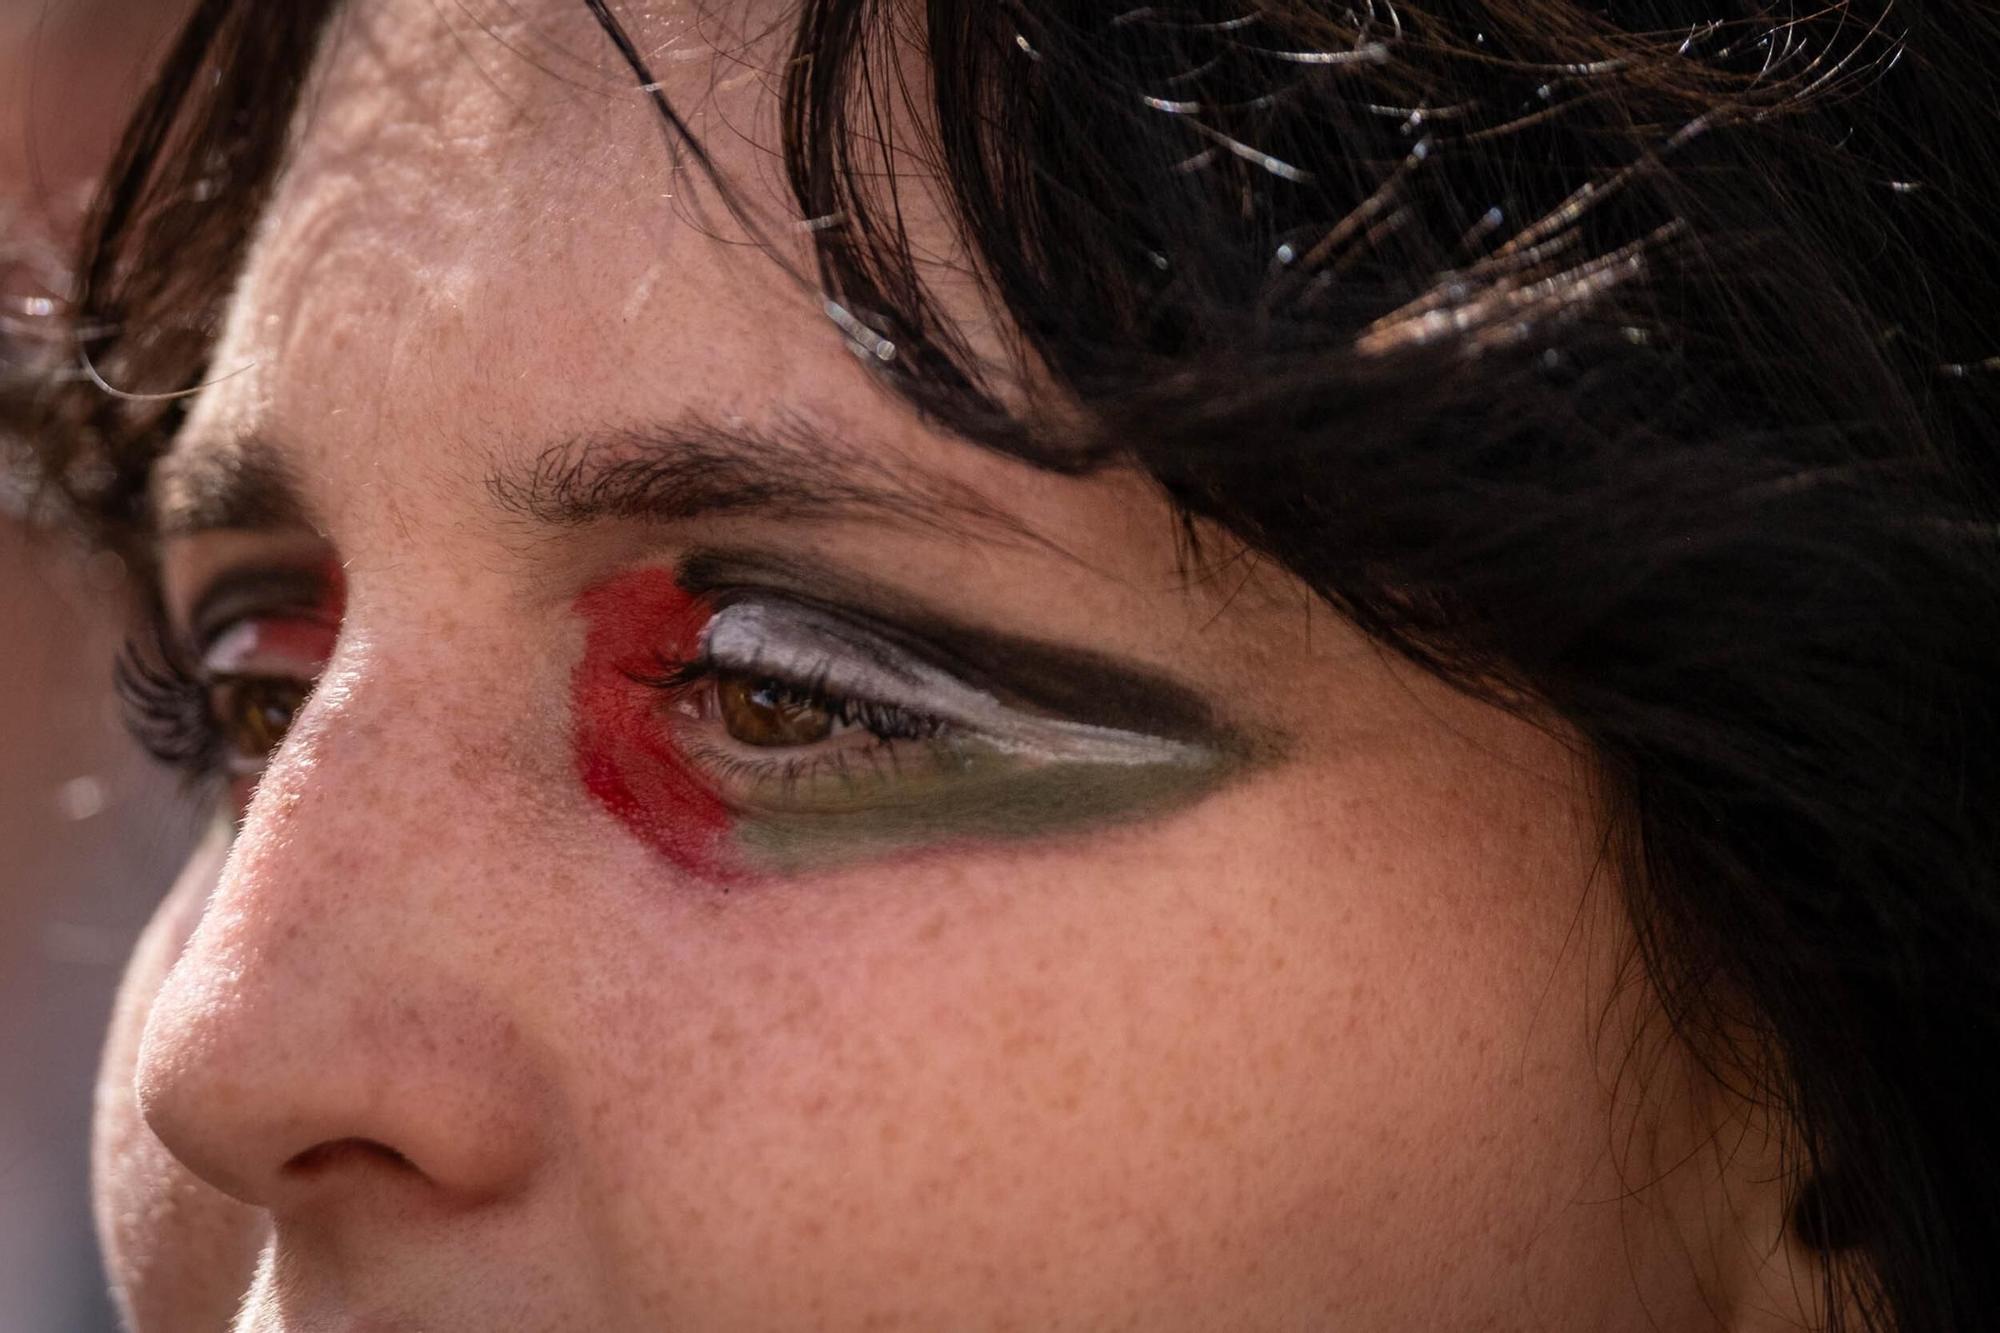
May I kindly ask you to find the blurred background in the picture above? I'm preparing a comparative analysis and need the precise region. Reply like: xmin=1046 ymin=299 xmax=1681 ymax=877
xmin=3 ymin=1 xmax=198 ymax=1328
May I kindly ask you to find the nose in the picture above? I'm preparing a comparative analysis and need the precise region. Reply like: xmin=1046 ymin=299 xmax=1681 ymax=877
xmin=134 ymin=663 xmax=550 ymax=1217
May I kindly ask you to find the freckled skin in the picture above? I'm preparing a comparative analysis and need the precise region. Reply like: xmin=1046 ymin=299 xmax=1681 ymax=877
xmin=97 ymin=2 xmax=1826 ymax=1331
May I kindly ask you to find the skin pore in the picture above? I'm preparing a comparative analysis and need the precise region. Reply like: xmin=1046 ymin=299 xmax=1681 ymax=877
xmin=94 ymin=1 xmax=1825 ymax=1329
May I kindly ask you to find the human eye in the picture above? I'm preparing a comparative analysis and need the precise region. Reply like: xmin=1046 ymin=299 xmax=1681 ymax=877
xmin=117 ymin=566 xmax=341 ymax=814
xmin=571 ymin=565 xmax=1241 ymax=880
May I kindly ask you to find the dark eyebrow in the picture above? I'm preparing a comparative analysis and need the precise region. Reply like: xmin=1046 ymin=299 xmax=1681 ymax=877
xmin=152 ymin=438 xmax=308 ymax=539
xmin=484 ymin=413 xmax=1022 ymax=539
xmin=154 ymin=412 xmax=1030 ymax=544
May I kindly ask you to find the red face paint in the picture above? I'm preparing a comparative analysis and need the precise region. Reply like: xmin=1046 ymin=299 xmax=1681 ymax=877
xmin=571 ymin=568 xmax=739 ymax=882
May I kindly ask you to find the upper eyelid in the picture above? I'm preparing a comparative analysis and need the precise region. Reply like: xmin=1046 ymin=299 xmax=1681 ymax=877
xmin=681 ymin=561 xmax=1238 ymax=748
xmin=185 ymin=567 xmax=332 ymax=640
xmin=699 ymin=598 xmax=1064 ymax=728
xmin=157 ymin=527 xmax=339 ymax=641
xmin=700 ymin=600 xmax=931 ymax=688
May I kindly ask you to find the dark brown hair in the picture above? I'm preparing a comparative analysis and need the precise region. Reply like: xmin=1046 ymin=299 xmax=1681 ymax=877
xmin=7 ymin=2 xmax=1999 ymax=1328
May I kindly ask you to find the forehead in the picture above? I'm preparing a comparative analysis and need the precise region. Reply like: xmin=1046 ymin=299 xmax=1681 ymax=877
xmin=173 ymin=0 xmax=943 ymax=526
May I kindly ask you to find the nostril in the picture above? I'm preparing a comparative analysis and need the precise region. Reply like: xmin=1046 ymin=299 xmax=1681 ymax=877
xmin=283 ymin=1137 xmax=420 ymax=1179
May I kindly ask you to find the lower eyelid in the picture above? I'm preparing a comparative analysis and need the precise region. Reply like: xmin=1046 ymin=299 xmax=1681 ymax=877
xmin=674 ymin=721 xmax=951 ymax=783
xmin=675 ymin=723 xmax=926 ymax=773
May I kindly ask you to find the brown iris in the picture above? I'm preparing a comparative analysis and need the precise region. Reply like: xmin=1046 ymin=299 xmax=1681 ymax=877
xmin=215 ymin=677 xmax=309 ymax=762
xmin=716 ymin=673 xmax=837 ymax=747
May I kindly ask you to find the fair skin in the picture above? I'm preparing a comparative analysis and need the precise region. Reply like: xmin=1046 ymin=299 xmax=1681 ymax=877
xmin=94 ymin=2 xmax=1820 ymax=1329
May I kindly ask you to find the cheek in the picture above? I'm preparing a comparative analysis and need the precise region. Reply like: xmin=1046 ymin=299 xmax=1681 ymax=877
xmin=570 ymin=569 xmax=736 ymax=882
xmin=93 ymin=836 xmax=265 ymax=1332
xmin=552 ymin=756 xmax=1633 ymax=1326
xmin=563 ymin=861 xmax=1374 ymax=1323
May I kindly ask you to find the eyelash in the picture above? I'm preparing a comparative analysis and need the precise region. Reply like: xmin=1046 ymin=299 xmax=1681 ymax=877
xmin=113 ymin=631 xmax=227 ymax=784
xmin=637 ymin=651 xmax=950 ymax=743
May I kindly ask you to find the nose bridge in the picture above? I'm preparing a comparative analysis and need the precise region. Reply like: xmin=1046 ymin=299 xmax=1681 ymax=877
xmin=135 ymin=636 xmax=551 ymax=1213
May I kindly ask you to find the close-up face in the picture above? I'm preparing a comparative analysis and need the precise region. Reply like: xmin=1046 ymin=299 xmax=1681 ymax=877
xmin=85 ymin=3 xmax=1827 ymax=1330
